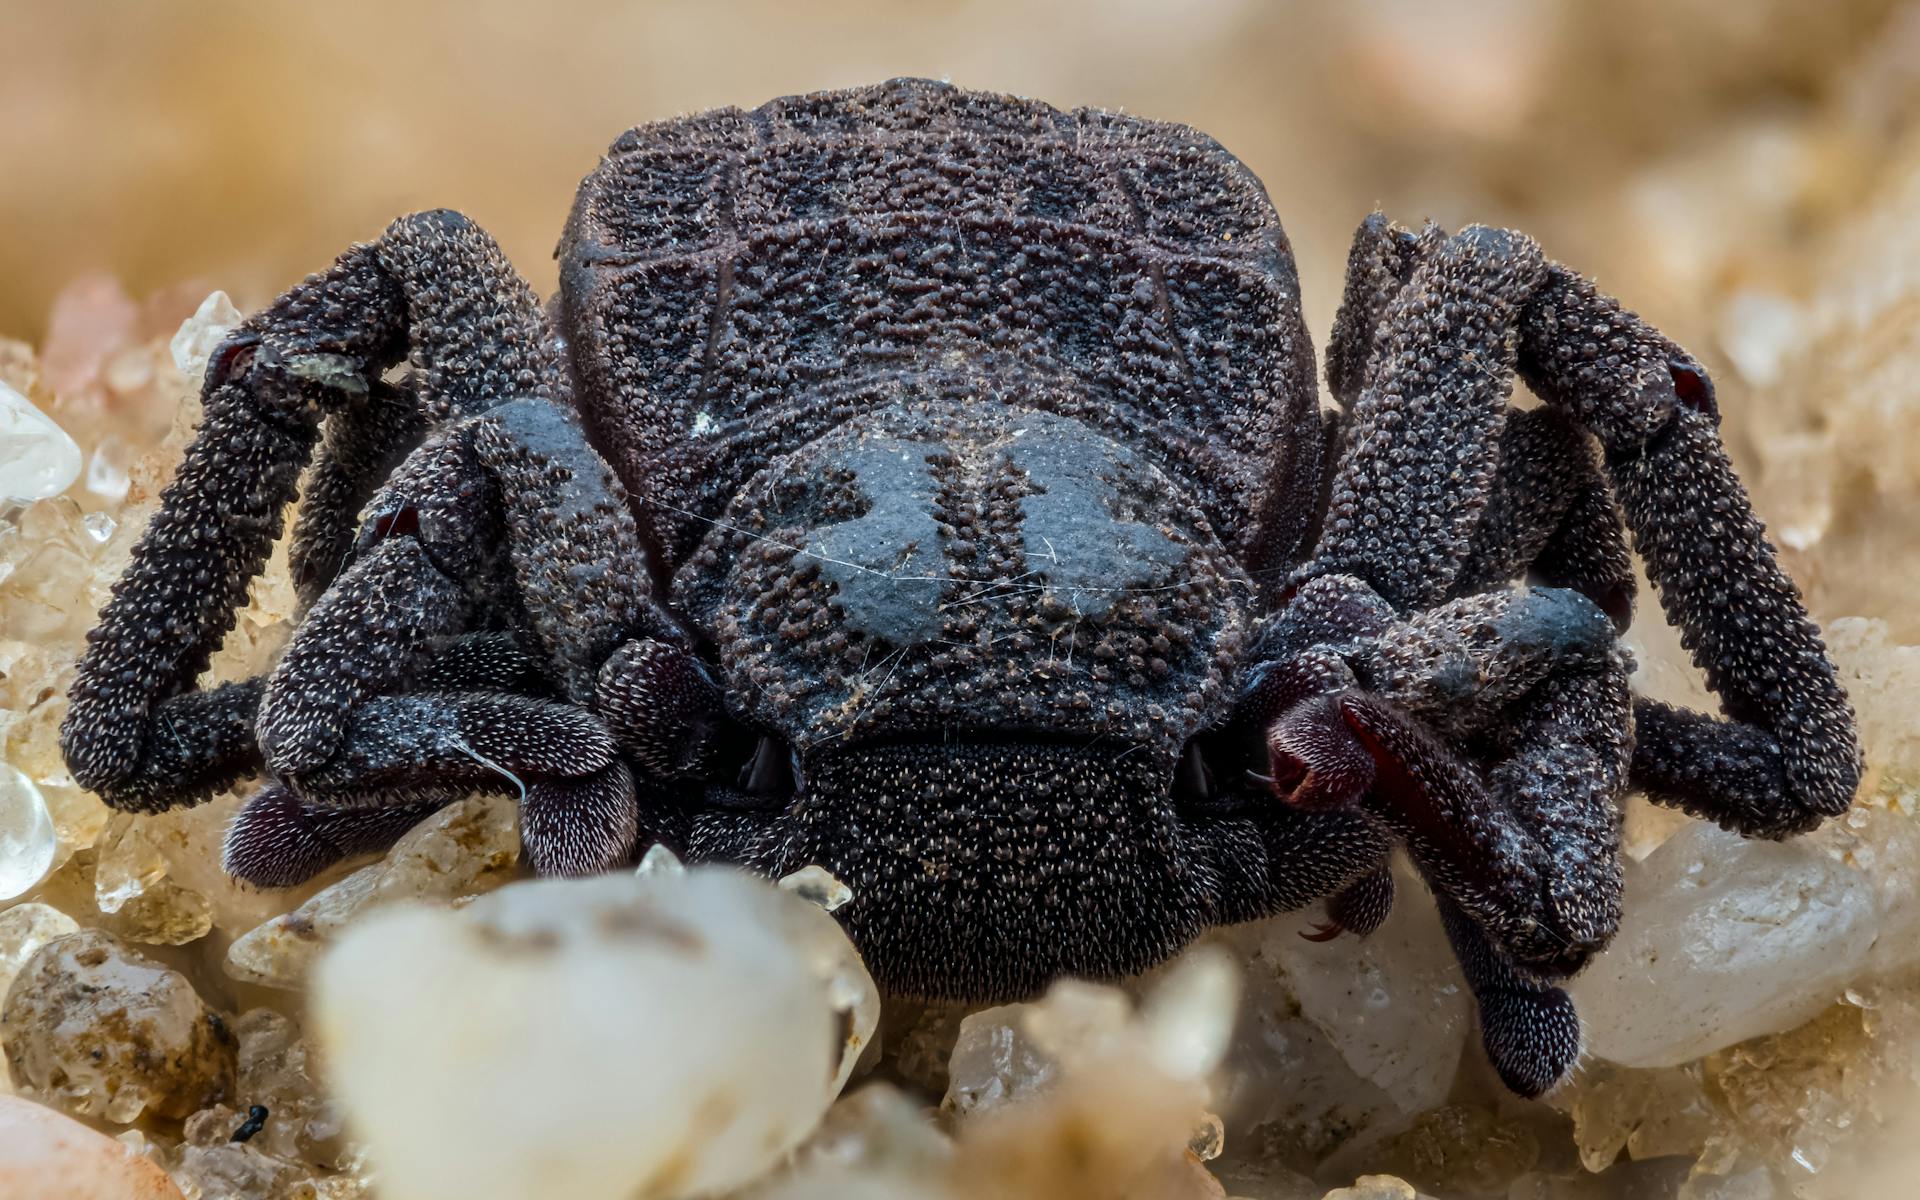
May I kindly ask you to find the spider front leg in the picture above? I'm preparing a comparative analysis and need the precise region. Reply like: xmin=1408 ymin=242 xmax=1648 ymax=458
xmin=62 ymin=210 xmax=555 ymax=813
xmin=1517 ymin=267 xmax=1861 ymax=836
xmin=224 ymin=398 xmax=675 ymax=884
xmin=1258 ymin=581 xmax=1629 ymax=972
xmin=1251 ymin=581 xmax=1629 ymax=1093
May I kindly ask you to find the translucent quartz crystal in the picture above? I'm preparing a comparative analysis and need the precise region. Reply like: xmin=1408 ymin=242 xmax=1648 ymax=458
xmin=1571 ymin=823 xmax=1877 ymax=1066
xmin=0 ymin=380 xmax=82 ymax=502
xmin=950 ymin=1055 xmax=1221 ymax=1200
xmin=227 ymin=795 xmax=518 ymax=989
xmin=105 ymin=792 xmax=308 ymax=939
xmin=313 ymin=865 xmax=877 ymax=1200
xmin=0 ymin=904 xmax=78 ymax=1087
xmin=0 ymin=1093 xmax=185 ymax=1199
xmin=1197 ymin=877 xmax=1469 ymax=1175
xmin=1559 ymin=1060 xmax=1719 ymax=1173
xmin=1 ymin=930 xmax=235 ymax=1123
xmin=84 ymin=433 xmax=135 ymax=503
xmin=168 ymin=291 xmax=242 ymax=379
xmin=0 ymin=762 xmax=56 ymax=900
xmin=1365 ymin=1104 xmax=1541 ymax=1194
xmin=944 ymin=1003 xmax=1061 ymax=1116
xmin=1249 ymin=864 xmax=1469 ymax=1113
xmin=1320 ymin=1176 xmax=1426 ymax=1200
xmin=779 ymin=862 xmax=854 ymax=911
xmin=224 ymin=1009 xmax=347 ymax=1164
xmin=1211 ymin=935 xmax=1414 ymax=1171
xmin=791 ymin=1082 xmax=954 ymax=1180
xmin=168 ymin=1110 xmax=317 ymax=1200
xmin=944 ymin=950 xmax=1238 ymax=1122
xmin=92 ymin=813 xmax=213 ymax=945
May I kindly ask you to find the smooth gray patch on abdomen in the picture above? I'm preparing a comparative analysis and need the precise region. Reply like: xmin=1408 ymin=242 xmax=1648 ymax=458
xmin=1003 ymin=412 xmax=1184 ymax=620
xmin=808 ymin=438 xmax=948 ymax=647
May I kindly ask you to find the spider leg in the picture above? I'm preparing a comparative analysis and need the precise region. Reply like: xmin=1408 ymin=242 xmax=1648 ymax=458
xmin=1260 ymin=584 xmax=1630 ymax=980
xmin=289 ymin=379 xmax=430 ymax=605
xmin=1435 ymin=891 xmax=1581 ymax=1099
xmin=223 ymin=786 xmax=443 ymax=889
xmin=1187 ymin=804 xmax=1391 ymax=930
xmin=1517 ymin=265 xmax=1861 ymax=836
xmin=226 ymin=400 xmax=664 ymax=884
xmin=1297 ymin=220 xmax=1545 ymax=611
xmin=1448 ymin=405 xmax=1636 ymax=629
xmin=63 ymin=210 xmax=555 ymax=813
xmin=1324 ymin=211 xmax=1423 ymax=411
xmin=1300 ymin=863 xmax=1396 ymax=941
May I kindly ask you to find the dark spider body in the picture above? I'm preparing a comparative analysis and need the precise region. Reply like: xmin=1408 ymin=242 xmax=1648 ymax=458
xmin=62 ymin=79 xmax=1861 ymax=1098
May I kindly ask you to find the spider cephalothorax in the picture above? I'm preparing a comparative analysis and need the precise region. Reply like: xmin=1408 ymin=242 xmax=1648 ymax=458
xmin=61 ymin=79 xmax=1860 ymax=1098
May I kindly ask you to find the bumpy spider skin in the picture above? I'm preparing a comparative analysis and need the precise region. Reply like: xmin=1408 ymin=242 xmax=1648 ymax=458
xmin=670 ymin=737 xmax=1389 ymax=998
xmin=1450 ymin=406 xmax=1636 ymax=629
xmin=289 ymin=694 xmax=617 ymax=799
xmin=1267 ymin=692 xmax=1376 ymax=811
xmin=520 ymin=762 xmax=641 ymax=878
xmin=594 ymin=640 xmax=728 ymax=780
xmin=1435 ymin=894 xmax=1582 ymax=1100
xmin=236 ymin=399 xmax=669 ymax=879
xmin=1270 ymin=211 xmax=1856 ymax=1094
xmin=289 ymin=381 xmax=428 ymax=606
xmin=1324 ymin=211 xmax=1421 ymax=411
xmin=1301 ymin=864 xmax=1395 ymax=942
xmin=412 ymin=633 xmax=553 ymax=694
xmin=259 ymin=537 xmax=473 ymax=779
xmin=1300 ymin=224 xmax=1546 ymax=611
xmin=78 ymin=681 xmax=267 ymax=814
xmin=1259 ymin=583 xmax=1630 ymax=977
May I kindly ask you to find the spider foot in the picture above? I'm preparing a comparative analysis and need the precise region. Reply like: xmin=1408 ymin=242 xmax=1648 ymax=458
xmin=1296 ymin=865 xmax=1397 ymax=942
xmin=1335 ymin=693 xmax=1613 ymax=979
xmin=1438 ymin=895 xmax=1581 ymax=1098
xmin=1478 ymin=980 xmax=1582 ymax=1099
xmin=519 ymin=761 xmax=640 ymax=878
xmin=223 ymin=785 xmax=437 ymax=888
xmin=1329 ymin=864 xmax=1395 ymax=937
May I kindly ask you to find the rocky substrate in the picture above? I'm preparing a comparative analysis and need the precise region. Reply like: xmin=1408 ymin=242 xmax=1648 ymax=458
xmin=4 ymin=19 xmax=1920 ymax=1198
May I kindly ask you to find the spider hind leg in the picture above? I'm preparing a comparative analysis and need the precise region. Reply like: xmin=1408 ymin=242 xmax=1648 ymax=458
xmin=1517 ymin=266 xmax=1861 ymax=836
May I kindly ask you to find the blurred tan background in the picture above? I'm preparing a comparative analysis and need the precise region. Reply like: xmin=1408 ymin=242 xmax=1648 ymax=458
xmin=8 ymin=0 xmax=1918 ymax=635
xmin=0 ymin=0 xmax=1903 ymax=339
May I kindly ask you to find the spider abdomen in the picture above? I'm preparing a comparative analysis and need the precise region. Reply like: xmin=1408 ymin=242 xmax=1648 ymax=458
xmin=559 ymin=77 xmax=1322 ymax=576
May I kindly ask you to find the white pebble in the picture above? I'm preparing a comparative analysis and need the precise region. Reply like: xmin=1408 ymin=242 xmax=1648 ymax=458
xmin=0 ymin=1094 xmax=183 ymax=1199
xmin=313 ymin=864 xmax=877 ymax=1200
xmin=1572 ymin=822 xmax=1877 ymax=1067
